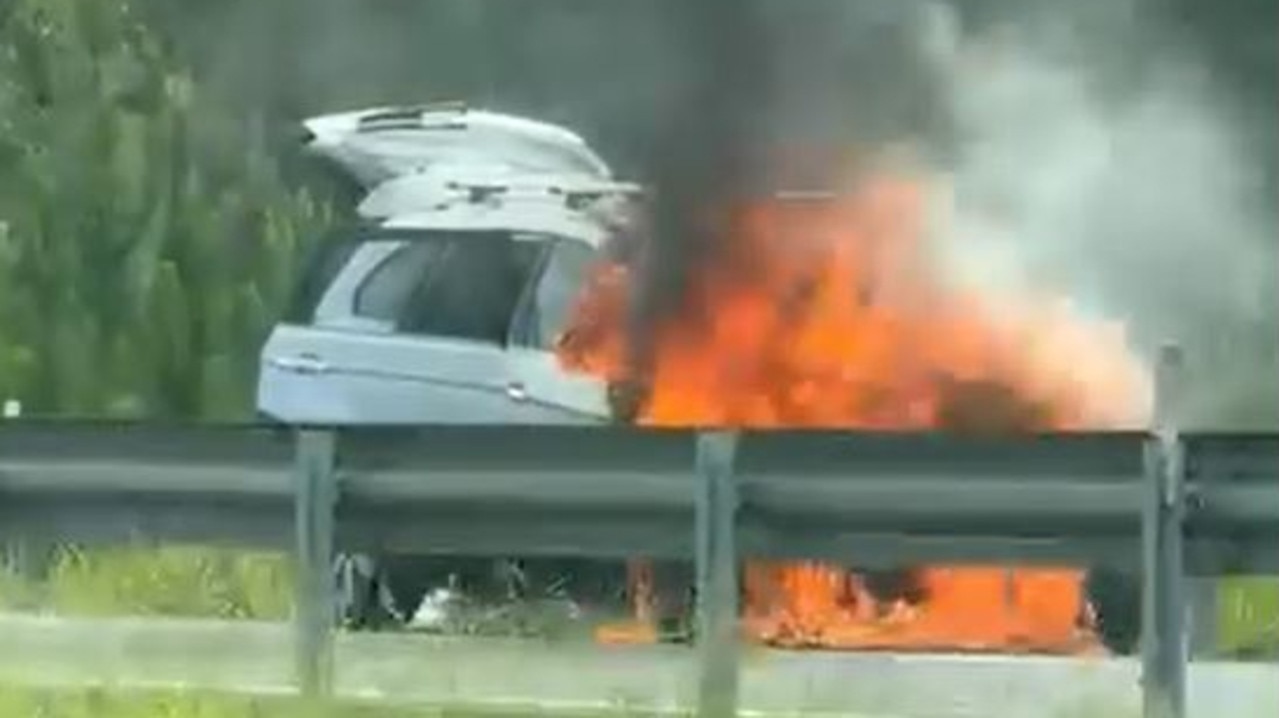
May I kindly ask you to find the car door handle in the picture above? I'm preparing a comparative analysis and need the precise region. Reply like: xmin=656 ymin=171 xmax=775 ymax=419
xmin=270 ymin=353 xmax=330 ymax=375
xmin=506 ymin=381 xmax=529 ymax=402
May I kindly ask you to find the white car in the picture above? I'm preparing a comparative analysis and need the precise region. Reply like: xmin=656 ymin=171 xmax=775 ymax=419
xmin=257 ymin=102 xmax=640 ymax=427
xmin=256 ymin=103 xmax=651 ymax=630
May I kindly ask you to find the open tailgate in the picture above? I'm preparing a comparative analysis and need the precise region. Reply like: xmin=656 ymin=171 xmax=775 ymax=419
xmin=300 ymin=102 xmax=614 ymax=189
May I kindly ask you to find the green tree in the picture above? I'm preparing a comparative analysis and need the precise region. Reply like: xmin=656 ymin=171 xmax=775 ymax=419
xmin=0 ymin=0 xmax=332 ymax=420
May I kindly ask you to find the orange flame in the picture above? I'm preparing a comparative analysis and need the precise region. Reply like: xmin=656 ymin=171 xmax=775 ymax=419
xmin=559 ymin=161 xmax=1150 ymax=653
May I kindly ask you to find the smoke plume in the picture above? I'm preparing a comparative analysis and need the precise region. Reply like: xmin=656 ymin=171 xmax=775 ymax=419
xmin=928 ymin=1 xmax=1279 ymax=429
xmin=630 ymin=0 xmax=1277 ymax=429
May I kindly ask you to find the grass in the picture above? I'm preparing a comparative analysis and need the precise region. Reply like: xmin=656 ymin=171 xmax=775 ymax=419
xmin=0 ymin=544 xmax=292 ymax=619
xmin=0 ymin=684 xmax=1163 ymax=718
xmin=0 ymin=685 xmax=673 ymax=718
xmin=0 ymin=684 xmax=1156 ymax=718
xmin=1219 ymin=576 xmax=1279 ymax=657
xmin=0 ymin=687 xmax=377 ymax=718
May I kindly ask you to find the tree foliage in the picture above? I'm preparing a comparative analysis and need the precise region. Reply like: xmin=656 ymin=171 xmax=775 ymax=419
xmin=0 ymin=0 xmax=332 ymax=420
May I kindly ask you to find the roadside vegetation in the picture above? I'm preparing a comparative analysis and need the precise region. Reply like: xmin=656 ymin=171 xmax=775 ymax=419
xmin=0 ymin=545 xmax=292 ymax=619
xmin=0 ymin=687 xmax=676 ymax=718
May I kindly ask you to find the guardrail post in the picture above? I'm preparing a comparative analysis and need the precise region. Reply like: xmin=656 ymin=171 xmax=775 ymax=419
xmin=695 ymin=430 xmax=740 ymax=718
xmin=1142 ymin=344 xmax=1187 ymax=718
xmin=294 ymin=428 xmax=338 ymax=700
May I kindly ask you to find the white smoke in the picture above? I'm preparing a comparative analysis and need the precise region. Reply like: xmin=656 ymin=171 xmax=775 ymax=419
xmin=923 ymin=4 xmax=1278 ymax=428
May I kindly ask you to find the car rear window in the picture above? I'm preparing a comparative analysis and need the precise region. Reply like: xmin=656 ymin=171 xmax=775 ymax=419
xmin=352 ymin=230 xmax=545 ymax=346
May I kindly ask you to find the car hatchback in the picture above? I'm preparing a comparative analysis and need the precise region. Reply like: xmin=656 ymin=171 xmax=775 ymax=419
xmin=257 ymin=104 xmax=635 ymax=427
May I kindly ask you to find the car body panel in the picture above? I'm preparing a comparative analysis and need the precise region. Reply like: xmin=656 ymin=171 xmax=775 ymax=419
xmin=258 ymin=324 xmax=517 ymax=424
xmin=503 ymin=347 xmax=610 ymax=424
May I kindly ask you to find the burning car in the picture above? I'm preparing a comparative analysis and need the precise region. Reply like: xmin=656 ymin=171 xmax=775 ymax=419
xmin=256 ymin=102 xmax=650 ymax=628
xmin=257 ymin=102 xmax=1144 ymax=654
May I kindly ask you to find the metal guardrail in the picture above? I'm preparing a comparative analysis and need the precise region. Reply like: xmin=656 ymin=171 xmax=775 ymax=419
xmin=1 ymin=347 xmax=1277 ymax=718
xmin=3 ymin=425 xmax=1274 ymax=572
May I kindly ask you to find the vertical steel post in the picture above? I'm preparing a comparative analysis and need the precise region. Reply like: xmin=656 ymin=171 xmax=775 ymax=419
xmin=1141 ymin=344 xmax=1187 ymax=718
xmin=695 ymin=431 xmax=741 ymax=718
xmin=294 ymin=429 xmax=338 ymax=699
